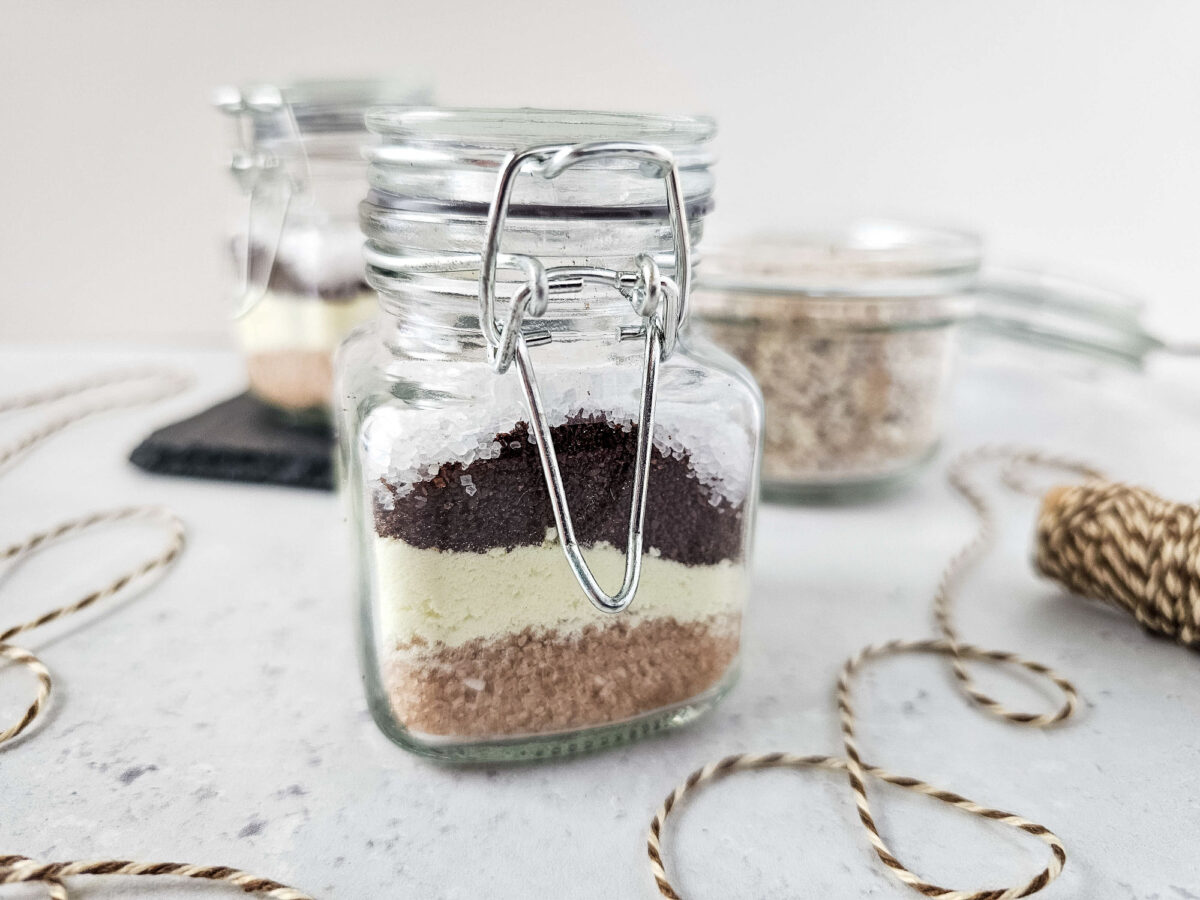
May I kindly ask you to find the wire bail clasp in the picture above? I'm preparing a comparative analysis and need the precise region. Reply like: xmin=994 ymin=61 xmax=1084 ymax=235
xmin=214 ymin=85 xmax=309 ymax=320
xmin=477 ymin=141 xmax=693 ymax=614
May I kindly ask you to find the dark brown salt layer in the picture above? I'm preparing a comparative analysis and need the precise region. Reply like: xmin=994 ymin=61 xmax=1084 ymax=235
xmin=387 ymin=615 xmax=740 ymax=738
xmin=373 ymin=416 xmax=744 ymax=567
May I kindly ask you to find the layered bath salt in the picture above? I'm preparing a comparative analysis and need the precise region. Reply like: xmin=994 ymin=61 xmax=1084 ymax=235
xmin=236 ymin=230 xmax=376 ymax=413
xmin=702 ymin=305 xmax=952 ymax=484
xmin=342 ymin=107 xmax=759 ymax=759
xmin=693 ymin=227 xmax=980 ymax=499
xmin=366 ymin=402 xmax=750 ymax=740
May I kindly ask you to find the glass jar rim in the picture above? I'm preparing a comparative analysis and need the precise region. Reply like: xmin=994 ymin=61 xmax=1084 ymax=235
xmin=215 ymin=79 xmax=432 ymax=145
xmin=696 ymin=220 xmax=983 ymax=299
xmin=361 ymin=106 xmax=716 ymax=266
xmin=365 ymin=106 xmax=717 ymax=150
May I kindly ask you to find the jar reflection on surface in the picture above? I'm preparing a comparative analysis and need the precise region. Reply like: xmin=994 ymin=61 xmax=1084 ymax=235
xmin=336 ymin=108 xmax=762 ymax=762
xmin=693 ymin=223 xmax=980 ymax=502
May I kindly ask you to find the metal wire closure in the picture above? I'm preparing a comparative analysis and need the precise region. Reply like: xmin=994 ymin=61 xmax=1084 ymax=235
xmin=477 ymin=141 xmax=693 ymax=613
xmin=214 ymin=85 xmax=304 ymax=320
xmin=478 ymin=141 xmax=692 ymax=363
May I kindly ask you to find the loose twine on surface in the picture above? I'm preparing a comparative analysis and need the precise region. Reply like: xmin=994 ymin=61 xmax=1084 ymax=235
xmin=4 ymin=371 xmax=1196 ymax=900
xmin=0 ymin=370 xmax=315 ymax=900
xmin=648 ymin=445 xmax=1190 ymax=900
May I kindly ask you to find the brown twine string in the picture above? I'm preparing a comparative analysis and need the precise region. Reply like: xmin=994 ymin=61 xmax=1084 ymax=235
xmin=0 ymin=506 xmax=186 ymax=745
xmin=9 ymin=373 xmax=1189 ymax=899
xmin=0 ymin=370 xmax=314 ymax=900
xmin=648 ymin=446 xmax=1110 ymax=900
xmin=0 ymin=367 xmax=191 ymax=473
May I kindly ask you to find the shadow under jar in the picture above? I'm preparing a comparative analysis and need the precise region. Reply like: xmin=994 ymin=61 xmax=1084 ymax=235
xmin=693 ymin=222 xmax=980 ymax=502
xmin=214 ymin=80 xmax=429 ymax=422
xmin=335 ymin=108 xmax=762 ymax=762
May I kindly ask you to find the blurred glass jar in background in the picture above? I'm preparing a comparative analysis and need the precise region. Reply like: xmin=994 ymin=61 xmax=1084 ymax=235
xmin=693 ymin=222 xmax=979 ymax=502
xmin=214 ymin=80 xmax=430 ymax=422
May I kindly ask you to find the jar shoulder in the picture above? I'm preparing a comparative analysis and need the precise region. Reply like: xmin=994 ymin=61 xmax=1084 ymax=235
xmin=336 ymin=319 xmax=763 ymax=489
xmin=338 ymin=320 xmax=760 ymax=414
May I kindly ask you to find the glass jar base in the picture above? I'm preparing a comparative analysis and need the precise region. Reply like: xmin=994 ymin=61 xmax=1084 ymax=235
xmin=267 ymin=405 xmax=331 ymax=429
xmin=365 ymin=666 xmax=740 ymax=764
xmin=761 ymin=442 xmax=939 ymax=505
xmin=246 ymin=390 xmax=332 ymax=429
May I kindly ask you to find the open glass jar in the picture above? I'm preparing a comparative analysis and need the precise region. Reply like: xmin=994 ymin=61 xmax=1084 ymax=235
xmin=214 ymin=80 xmax=429 ymax=421
xmin=335 ymin=108 xmax=762 ymax=762
xmin=693 ymin=222 xmax=979 ymax=501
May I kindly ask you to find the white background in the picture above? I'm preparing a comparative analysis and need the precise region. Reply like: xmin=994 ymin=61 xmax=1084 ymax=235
xmin=2 ymin=0 xmax=1199 ymax=345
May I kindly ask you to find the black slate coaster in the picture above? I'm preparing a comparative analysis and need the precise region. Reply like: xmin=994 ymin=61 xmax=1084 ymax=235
xmin=129 ymin=393 xmax=334 ymax=490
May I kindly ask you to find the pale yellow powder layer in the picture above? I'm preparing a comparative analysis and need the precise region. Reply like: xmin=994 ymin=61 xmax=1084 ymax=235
xmin=236 ymin=291 xmax=377 ymax=353
xmin=372 ymin=535 xmax=746 ymax=649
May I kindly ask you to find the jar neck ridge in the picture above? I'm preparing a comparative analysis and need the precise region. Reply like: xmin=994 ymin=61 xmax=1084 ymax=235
xmin=375 ymin=282 xmax=650 ymax=356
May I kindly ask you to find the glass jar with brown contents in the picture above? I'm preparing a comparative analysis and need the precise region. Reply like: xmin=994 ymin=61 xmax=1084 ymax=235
xmin=693 ymin=222 xmax=979 ymax=501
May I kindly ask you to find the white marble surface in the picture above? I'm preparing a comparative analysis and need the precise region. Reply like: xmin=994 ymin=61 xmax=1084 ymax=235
xmin=0 ymin=343 xmax=1198 ymax=900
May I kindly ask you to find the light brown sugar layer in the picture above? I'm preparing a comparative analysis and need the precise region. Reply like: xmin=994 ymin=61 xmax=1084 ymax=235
xmin=384 ymin=614 xmax=740 ymax=738
xmin=245 ymin=350 xmax=333 ymax=412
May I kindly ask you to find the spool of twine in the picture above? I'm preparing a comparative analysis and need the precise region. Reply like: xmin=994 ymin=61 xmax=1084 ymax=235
xmin=1037 ymin=481 xmax=1200 ymax=648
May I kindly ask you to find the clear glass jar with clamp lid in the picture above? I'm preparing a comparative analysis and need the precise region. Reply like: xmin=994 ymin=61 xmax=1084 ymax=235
xmin=335 ymin=108 xmax=763 ymax=762
xmin=213 ymin=79 xmax=429 ymax=421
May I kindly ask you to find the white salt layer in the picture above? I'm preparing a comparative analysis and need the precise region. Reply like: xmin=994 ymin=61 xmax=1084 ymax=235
xmin=359 ymin=368 xmax=756 ymax=507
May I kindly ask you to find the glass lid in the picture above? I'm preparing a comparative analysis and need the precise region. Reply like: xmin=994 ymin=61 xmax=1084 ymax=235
xmin=971 ymin=266 xmax=1165 ymax=368
xmin=366 ymin=107 xmax=716 ymax=154
xmin=214 ymin=79 xmax=432 ymax=143
xmin=697 ymin=220 xmax=983 ymax=298
xmin=363 ymin=106 xmax=716 ymax=217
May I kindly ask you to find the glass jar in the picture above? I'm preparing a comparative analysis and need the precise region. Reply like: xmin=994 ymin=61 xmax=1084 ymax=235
xmin=692 ymin=222 xmax=979 ymax=502
xmin=214 ymin=80 xmax=429 ymax=421
xmin=335 ymin=108 xmax=762 ymax=762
